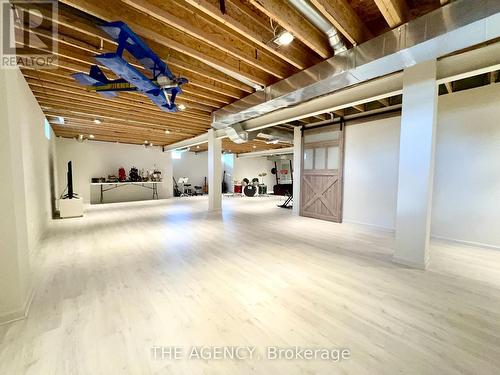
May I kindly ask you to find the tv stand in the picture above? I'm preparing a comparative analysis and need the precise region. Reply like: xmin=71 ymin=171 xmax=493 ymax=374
xmin=59 ymin=196 xmax=83 ymax=218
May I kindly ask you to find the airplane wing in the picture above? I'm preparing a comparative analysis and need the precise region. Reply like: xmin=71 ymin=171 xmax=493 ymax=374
xmin=99 ymin=21 xmax=175 ymax=80
xmin=95 ymin=53 xmax=158 ymax=93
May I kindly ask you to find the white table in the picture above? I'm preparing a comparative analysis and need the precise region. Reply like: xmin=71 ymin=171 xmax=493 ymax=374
xmin=91 ymin=181 xmax=163 ymax=203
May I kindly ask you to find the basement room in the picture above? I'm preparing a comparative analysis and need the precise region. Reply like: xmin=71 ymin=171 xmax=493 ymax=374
xmin=1 ymin=0 xmax=500 ymax=374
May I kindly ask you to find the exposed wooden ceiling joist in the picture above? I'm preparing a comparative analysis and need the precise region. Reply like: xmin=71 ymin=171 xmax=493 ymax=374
xmin=13 ymin=0 xmax=448 ymax=148
xmin=121 ymin=0 xmax=295 ymax=79
xmin=183 ymin=0 xmax=319 ymax=70
xmin=248 ymin=0 xmax=332 ymax=59
xmin=58 ymin=0 xmax=275 ymax=86
xmin=20 ymin=1 xmax=256 ymax=93
xmin=309 ymin=0 xmax=372 ymax=45
xmin=373 ymin=0 xmax=409 ymax=28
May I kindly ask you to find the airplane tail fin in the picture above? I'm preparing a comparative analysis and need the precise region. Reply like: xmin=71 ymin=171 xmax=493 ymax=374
xmin=89 ymin=65 xmax=109 ymax=83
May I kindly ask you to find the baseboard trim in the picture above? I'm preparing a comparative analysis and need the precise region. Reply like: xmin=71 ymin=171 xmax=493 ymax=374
xmin=393 ymin=255 xmax=430 ymax=270
xmin=431 ymin=235 xmax=500 ymax=250
xmin=0 ymin=288 xmax=35 ymax=327
xmin=342 ymin=219 xmax=395 ymax=233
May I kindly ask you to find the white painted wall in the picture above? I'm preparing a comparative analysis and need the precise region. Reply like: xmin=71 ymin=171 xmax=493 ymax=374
xmin=342 ymin=83 xmax=500 ymax=248
xmin=0 ymin=68 xmax=58 ymax=323
xmin=234 ymin=157 xmax=276 ymax=187
xmin=172 ymin=152 xmax=277 ymax=192
xmin=432 ymin=84 xmax=500 ymax=248
xmin=172 ymin=151 xmax=208 ymax=188
xmin=55 ymin=138 xmax=173 ymax=204
xmin=343 ymin=116 xmax=401 ymax=230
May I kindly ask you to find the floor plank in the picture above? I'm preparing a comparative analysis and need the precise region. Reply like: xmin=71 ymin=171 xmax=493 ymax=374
xmin=1 ymin=196 xmax=499 ymax=374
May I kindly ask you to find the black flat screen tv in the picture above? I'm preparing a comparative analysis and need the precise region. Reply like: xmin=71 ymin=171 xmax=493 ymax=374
xmin=67 ymin=161 xmax=74 ymax=199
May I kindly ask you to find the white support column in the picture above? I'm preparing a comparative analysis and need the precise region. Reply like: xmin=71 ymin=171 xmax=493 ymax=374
xmin=208 ymin=129 xmax=222 ymax=211
xmin=292 ymin=126 xmax=302 ymax=216
xmin=394 ymin=60 xmax=438 ymax=269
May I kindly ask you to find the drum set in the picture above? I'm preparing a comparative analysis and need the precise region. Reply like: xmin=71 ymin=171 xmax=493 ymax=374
xmin=234 ymin=177 xmax=267 ymax=197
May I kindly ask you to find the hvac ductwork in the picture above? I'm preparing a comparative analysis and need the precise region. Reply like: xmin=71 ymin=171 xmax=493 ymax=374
xmin=212 ymin=0 xmax=500 ymax=130
xmin=225 ymin=123 xmax=293 ymax=144
xmin=288 ymin=0 xmax=346 ymax=53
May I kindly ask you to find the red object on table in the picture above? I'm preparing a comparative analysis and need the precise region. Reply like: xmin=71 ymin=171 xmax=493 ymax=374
xmin=234 ymin=184 xmax=242 ymax=193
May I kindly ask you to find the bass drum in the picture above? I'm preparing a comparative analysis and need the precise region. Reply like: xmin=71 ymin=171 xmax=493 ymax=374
xmin=244 ymin=185 xmax=257 ymax=197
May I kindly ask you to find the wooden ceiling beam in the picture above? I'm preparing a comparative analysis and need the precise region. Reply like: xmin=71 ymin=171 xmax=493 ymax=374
xmin=24 ymin=70 xmax=216 ymax=114
xmin=30 ymin=88 xmax=210 ymax=126
xmin=352 ymin=104 xmax=365 ymax=112
xmin=50 ymin=123 xmax=184 ymax=144
xmin=20 ymin=33 xmax=236 ymax=106
xmin=378 ymin=98 xmax=390 ymax=106
xmin=309 ymin=0 xmax=372 ymax=45
xmin=121 ymin=0 xmax=294 ymax=79
xmin=58 ymin=0 xmax=273 ymax=86
xmin=48 ymin=118 xmax=193 ymax=140
xmin=183 ymin=0 xmax=317 ymax=70
xmin=23 ymin=67 xmax=214 ymax=113
xmin=248 ymin=0 xmax=332 ymax=59
xmin=444 ymin=81 xmax=453 ymax=94
xmin=45 ymin=111 xmax=203 ymax=137
xmin=373 ymin=0 xmax=410 ymax=28
xmin=53 ymin=129 xmax=170 ymax=146
xmin=22 ymin=2 xmax=255 ymax=93
xmin=489 ymin=71 xmax=498 ymax=85
xmin=36 ymin=97 xmax=210 ymax=131
xmin=23 ymin=69 xmax=218 ymax=116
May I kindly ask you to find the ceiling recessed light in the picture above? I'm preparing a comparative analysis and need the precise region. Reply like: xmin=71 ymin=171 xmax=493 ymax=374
xmin=93 ymin=119 xmax=102 ymax=124
xmin=196 ymin=145 xmax=200 ymax=149
xmin=274 ymin=31 xmax=294 ymax=46
xmin=144 ymin=140 xmax=148 ymax=143
xmin=89 ymin=134 xmax=95 ymax=139
xmin=252 ymin=145 xmax=257 ymax=149
xmin=164 ymin=129 xmax=170 ymax=134
xmin=178 ymin=104 xmax=186 ymax=111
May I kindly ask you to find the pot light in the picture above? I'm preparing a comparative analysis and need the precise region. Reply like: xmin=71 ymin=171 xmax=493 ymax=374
xmin=165 ymin=129 xmax=170 ymax=134
xmin=178 ymin=104 xmax=186 ymax=111
xmin=89 ymin=134 xmax=95 ymax=139
xmin=93 ymin=119 xmax=102 ymax=124
xmin=274 ymin=31 xmax=294 ymax=46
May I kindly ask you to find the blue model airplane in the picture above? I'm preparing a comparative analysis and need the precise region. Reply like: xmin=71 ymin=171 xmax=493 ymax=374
xmin=72 ymin=21 xmax=188 ymax=113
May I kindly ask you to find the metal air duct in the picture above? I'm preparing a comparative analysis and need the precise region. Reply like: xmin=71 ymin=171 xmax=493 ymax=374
xmin=212 ymin=0 xmax=500 ymax=130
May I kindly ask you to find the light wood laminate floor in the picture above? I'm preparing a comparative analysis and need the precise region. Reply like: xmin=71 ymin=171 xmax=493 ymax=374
xmin=1 ymin=196 xmax=500 ymax=375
